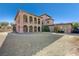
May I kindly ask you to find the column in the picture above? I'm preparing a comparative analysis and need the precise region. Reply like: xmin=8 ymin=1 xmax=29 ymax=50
xmin=27 ymin=15 xmax=29 ymax=32
xmin=37 ymin=17 xmax=38 ymax=32
xmin=20 ymin=14 xmax=23 ymax=33
xmin=40 ymin=19 xmax=42 ymax=32
xmin=28 ymin=25 xmax=29 ymax=32
xmin=33 ymin=16 xmax=34 ymax=32
xmin=40 ymin=26 xmax=42 ymax=32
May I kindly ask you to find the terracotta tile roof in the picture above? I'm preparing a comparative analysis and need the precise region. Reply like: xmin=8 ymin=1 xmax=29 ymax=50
xmin=14 ymin=10 xmax=20 ymax=20
xmin=40 ymin=13 xmax=54 ymax=21
xmin=14 ymin=9 xmax=42 ymax=20
xmin=48 ymin=23 xmax=72 ymax=26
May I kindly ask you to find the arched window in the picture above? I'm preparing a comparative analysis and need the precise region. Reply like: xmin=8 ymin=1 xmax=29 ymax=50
xmin=47 ymin=21 xmax=49 ymax=24
xmin=34 ymin=26 xmax=37 ymax=32
xmin=29 ymin=26 xmax=33 ymax=32
xmin=23 ymin=25 xmax=28 ymax=32
xmin=38 ymin=19 xmax=40 ymax=24
xmin=38 ymin=26 xmax=40 ymax=32
xmin=29 ymin=16 xmax=33 ymax=24
xmin=23 ymin=15 xmax=27 ymax=23
xmin=17 ymin=16 xmax=20 ymax=24
xmin=34 ymin=17 xmax=37 ymax=24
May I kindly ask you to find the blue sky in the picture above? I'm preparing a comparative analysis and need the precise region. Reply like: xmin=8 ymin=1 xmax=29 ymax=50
xmin=0 ymin=3 xmax=79 ymax=23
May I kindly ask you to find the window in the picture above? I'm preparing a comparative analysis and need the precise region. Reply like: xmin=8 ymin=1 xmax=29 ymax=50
xmin=34 ymin=17 xmax=37 ymax=24
xmin=47 ymin=21 xmax=49 ymax=24
xmin=34 ymin=26 xmax=37 ymax=32
xmin=23 ymin=15 xmax=27 ymax=23
xmin=38 ymin=27 xmax=40 ymax=32
xmin=23 ymin=25 xmax=28 ymax=32
xmin=29 ymin=26 xmax=33 ymax=32
xmin=38 ymin=19 xmax=40 ymax=24
xmin=29 ymin=16 xmax=33 ymax=24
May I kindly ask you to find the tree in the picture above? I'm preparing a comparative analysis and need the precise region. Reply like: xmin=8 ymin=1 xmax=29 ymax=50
xmin=0 ymin=22 xmax=9 ymax=26
xmin=71 ymin=22 xmax=79 ymax=33
xmin=54 ymin=26 xmax=60 ymax=32
xmin=42 ymin=25 xmax=50 ymax=32
xmin=72 ymin=22 xmax=79 ymax=29
xmin=0 ymin=22 xmax=9 ymax=32
xmin=10 ymin=22 xmax=16 ymax=32
xmin=10 ymin=22 xmax=15 ymax=27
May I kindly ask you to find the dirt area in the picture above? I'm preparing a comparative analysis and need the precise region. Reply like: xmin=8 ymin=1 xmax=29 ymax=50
xmin=34 ymin=35 xmax=79 ymax=56
xmin=0 ymin=32 xmax=8 ymax=48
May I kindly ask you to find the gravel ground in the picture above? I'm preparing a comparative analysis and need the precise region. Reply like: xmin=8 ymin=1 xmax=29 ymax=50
xmin=0 ymin=32 xmax=63 ymax=56
xmin=34 ymin=35 xmax=79 ymax=56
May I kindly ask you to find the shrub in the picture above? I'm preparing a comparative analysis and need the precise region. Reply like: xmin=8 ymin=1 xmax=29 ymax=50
xmin=42 ymin=25 xmax=50 ymax=32
xmin=54 ymin=26 xmax=60 ymax=32
xmin=58 ymin=30 xmax=64 ymax=33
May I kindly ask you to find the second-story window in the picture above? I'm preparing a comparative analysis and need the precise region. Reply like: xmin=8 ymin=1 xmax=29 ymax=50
xmin=38 ymin=19 xmax=40 ymax=24
xmin=29 ymin=16 xmax=33 ymax=24
xmin=23 ymin=15 xmax=27 ymax=23
xmin=17 ymin=16 xmax=20 ymax=24
xmin=47 ymin=21 xmax=49 ymax=24
xmin=34 ymin=17 xmax=37 ymax=24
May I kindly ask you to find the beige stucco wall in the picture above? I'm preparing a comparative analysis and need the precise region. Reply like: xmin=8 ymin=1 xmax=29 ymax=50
xmin=40 ymin=14 xmax=54 ymax=25
xmin=49 ymin=24 xmax=72 ymax=33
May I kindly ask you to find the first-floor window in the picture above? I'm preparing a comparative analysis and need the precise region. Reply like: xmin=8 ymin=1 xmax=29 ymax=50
xmin=38 ymin=26 xmax=40 ymax=32
xmin=34 ymin=26 xmax=37 ymax=32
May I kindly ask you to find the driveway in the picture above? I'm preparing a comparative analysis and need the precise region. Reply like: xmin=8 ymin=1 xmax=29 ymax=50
xmin=0 ymin=32 xmax=63 ymax=56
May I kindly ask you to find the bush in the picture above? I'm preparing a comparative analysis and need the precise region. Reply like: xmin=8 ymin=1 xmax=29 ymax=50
xmin=58 ymin=30 xmax=64 ymax=33
xmin=54 ymin=26 xmax=60 ymax=32
xmin=42 ymin=25 xmax=50 ymax=32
